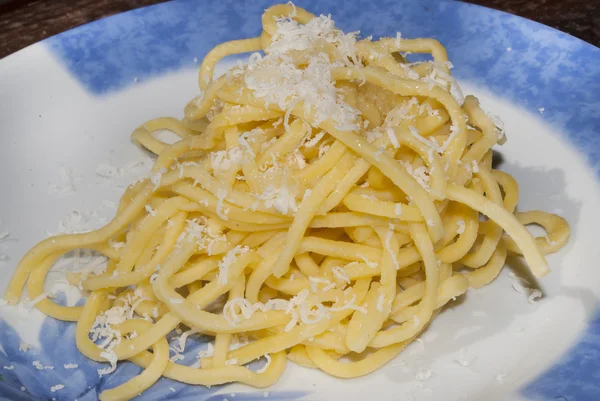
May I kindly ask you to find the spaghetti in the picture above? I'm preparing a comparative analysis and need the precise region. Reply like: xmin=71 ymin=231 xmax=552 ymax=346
xmin=4 ymin=4 xmax=570 ymax=400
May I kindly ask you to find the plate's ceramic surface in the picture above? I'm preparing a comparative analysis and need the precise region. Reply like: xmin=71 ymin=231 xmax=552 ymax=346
xmin=1 ymin=0 xmax=599 ymax=400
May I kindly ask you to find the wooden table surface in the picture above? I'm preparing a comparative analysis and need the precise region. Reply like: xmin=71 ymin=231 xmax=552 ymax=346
xmin=0 ymin=0 xmax=598 ymax=59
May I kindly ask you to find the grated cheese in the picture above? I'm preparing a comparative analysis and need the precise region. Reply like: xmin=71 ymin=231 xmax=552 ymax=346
xmin=415 ymin=368 xmax=432 ymax=381
xmin=145 ymin=204 xmax=157 ymax=216
xmin=408 ymin=125 xmax=439 ymax=154
xmin=19 ymin=342 xmax=32 ymax=352
xmin=26 ymin=293 xmax=50 ymax=308
xmin=303 ymin=131 xmax=325 ymax=148
xmin=327 ymin=294 xmax=367 ymax=314
xmin=197 ymin=342 xmax=215 ymax=359
xmin=386 ymin=127 xmax=400 ymax=149
xmin=245 ymin=14 xmax=361 ymax=130
xmin=395 ymin=203 xmax=402 ymax=216
xmin=252 ymin=185 xmax=298 ymax=214
xmin=394 ymin=32 xmax=402 ymax=47
xmin=170 ymin=353 xmax=185 ymax=363
xmin=89 ymin=287 xmax=148 ymax=364
xmin=47 ymin=209 xmax=97 ymax=236
xmin=309 ymin=276 xmax=336 ymax=292
xmin=376 ymin=292 xmax=385 ymax=313
xmin=216 ymin=191 xmax=229 ymax=221
xmin=402 ymin=161 xmax=430 ymax=191
xmin=108 ymin=239 xmax=125 ymax=250
xmin=511 ymin=283 xmax=528 ymax=296
xmin=218 ymin=246 xmax=249 ymax=285
xmin=318 ymin=143 xmax=331 ymax=158
xmin=238 ymin=132 xmax=257 ymax=158
xmin=487 ymin=113 xmax=505 ymax=140
xmin=365 ymin=129 xmax=382 ymax=144
xmin=331 ymin=266 xmax=351 ymax=284
xmin=334 ymin=123 xmax=361 ymax=132
xmin=289 ymin=148 xmax=307 ymax=169
xmin=173 ymin=329 xmax=198 ymax=356
xmin=528 ymin=289 xmax=542 ymax=304
xmin=509 ymin=270 xmax=542 ymax=303
xmin=50 ymin=384 xmax=65 ymax=392
xmin=456 ymin=219 xmax=466 ymax=234
xmin=98 ymin=350 xmax=117 ymax=376
xmin=181 ymin=218 xmax=225 ymax=255
xmin=385 ymin=226 xmax=400 ymax=270
xmin=360 ymin=194 xmax=377 ymax=202
xmin=33 ymin=361 xmax=54 ymax=370
xmin=211 ymin=147 xmax=244 ymax=172
xmin=223 ymin=287 xmax=364 ymax=332
xmin=544 ymin=235 xmax=558 ymax=246
xmin=356 ymin=254 xmax=378 ymax=269
xmin=149 ymin=168 xmax=167 ymax=190
xmin=400 ymin=63 xmax=420 ymax=80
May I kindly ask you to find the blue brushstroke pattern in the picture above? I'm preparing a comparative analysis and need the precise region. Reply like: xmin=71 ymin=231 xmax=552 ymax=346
xmin=521 ymin=312 xmax=600 ymax=400
xmin=0 ymin=297 xmax=307 ymax=400
xmin=9 ymin=0 xmax=597 ymax=400
xmin=45 ymin=0 xmax=600 ymax=174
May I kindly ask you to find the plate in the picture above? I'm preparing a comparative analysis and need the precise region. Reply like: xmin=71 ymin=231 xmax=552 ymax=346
xmin=1 ymin=0 xmax=599 ymax=400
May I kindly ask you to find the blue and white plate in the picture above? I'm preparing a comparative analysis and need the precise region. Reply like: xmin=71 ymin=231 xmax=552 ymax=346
xmin=1 ymin=0 xmax=599 ymax=400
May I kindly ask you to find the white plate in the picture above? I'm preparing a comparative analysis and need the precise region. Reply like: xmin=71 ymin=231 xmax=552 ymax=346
xmin=1 ymin=1 xmax=599 ymax=400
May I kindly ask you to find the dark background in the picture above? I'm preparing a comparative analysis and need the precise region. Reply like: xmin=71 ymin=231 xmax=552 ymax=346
xmin=0 ymin=0 xmax=598 ymax=59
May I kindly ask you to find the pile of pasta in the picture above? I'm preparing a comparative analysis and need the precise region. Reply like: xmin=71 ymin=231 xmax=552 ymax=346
xmin=5 ymin=4 xmax=570 ymax=400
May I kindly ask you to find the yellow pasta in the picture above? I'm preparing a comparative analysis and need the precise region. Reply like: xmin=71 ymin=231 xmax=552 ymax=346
xmin=3 ymin=4 xmax=570 ymax=400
